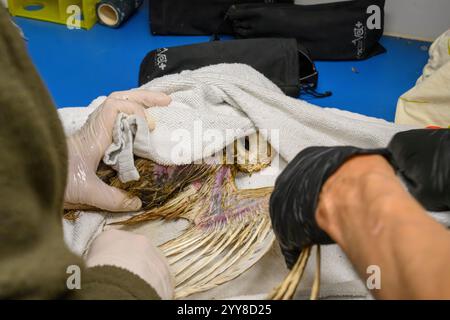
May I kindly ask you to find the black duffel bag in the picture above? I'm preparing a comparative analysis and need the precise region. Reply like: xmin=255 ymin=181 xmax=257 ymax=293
xmin=228 ymin=0 xmax=386 ymax=60
xmin=149 ymin=0 xmax=293 ymax=35
xmin=139 ymin=38 xmax=320 ymax=98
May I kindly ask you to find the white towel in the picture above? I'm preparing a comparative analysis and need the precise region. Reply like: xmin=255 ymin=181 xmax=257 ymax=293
xmin=141 ymin=63 xmax=414 ymax=165
xmin=103 ymin=113 xmax=153 ymax=182
xmin=102 ymin=63 xmax=414 ymax=184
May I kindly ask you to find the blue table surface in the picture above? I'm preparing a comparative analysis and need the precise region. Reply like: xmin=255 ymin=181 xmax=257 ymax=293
xmin=13 ymin=0 xmax=430 ymax=122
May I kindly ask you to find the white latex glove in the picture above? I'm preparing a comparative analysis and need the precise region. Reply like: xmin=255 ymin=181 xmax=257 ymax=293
xmin=85 ymin=229 xmax=174 ymax=300
xmin=64 ymin=90 xmax=171 ymax=212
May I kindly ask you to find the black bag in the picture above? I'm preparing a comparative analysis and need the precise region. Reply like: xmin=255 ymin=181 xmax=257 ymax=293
xmin=270 ymin=146 xmax=391 ymax=268
xmin=149 ymin=0 xmax=293 ymax=35
xmin=139 ymin=38 xmax=319 ymax=98
xmin=228 ymin=0 xmax=386 ymax=60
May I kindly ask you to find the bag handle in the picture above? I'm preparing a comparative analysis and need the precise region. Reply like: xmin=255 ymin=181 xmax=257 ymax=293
xmin=211 ymin=8 xmax=232 ymax=41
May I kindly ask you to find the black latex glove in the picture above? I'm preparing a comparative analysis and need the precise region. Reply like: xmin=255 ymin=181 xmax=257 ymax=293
xmin=388 ymin=129 xmax=450 ymax=212
xmin=270 ymin=146 xmax=391 ymax=269
xmin=227 ymin=0 xmax=386 ymax=61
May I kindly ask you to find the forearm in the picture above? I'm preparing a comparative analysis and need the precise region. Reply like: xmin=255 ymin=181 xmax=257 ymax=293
xmin=317 ymin=156 xmax=450 ymax=299
xmin=0 ymin=7 xmax=164 ymax=299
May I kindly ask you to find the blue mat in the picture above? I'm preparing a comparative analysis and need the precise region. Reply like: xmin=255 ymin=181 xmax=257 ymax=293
xmin=13 ymin=0 xmax=430 ymax=122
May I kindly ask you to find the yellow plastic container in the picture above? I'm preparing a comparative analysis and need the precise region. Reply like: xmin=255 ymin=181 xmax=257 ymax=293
xmin=7 ymin=0 xmax=99 ymax=29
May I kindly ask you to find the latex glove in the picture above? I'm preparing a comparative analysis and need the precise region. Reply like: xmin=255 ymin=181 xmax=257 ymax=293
xmin=85 ymin=229 xmax=174 ymax=300
xmin=388 ymin=129 xmax=450 ymax=212
xmin=64 ymin=90 xmax=171 ymax=212
xmin=269 ymin=146 xmax=391 ymax=269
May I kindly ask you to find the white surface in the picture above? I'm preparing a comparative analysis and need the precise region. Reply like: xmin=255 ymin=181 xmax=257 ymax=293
xmin=295 ymin=0 xmax=450 ymax=40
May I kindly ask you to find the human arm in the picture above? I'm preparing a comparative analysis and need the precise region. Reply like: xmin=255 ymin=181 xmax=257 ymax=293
xmin=316 ymin=155 xmax=450 ymax=299
xmin=270 ymin=131 xmax=450 ymax=300
xmin=0 ymin=7 xmax=172 ymax=299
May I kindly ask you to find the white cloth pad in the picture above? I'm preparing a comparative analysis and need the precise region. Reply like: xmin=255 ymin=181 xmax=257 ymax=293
xmin=103 ymin=113 xmax=153 ymax=182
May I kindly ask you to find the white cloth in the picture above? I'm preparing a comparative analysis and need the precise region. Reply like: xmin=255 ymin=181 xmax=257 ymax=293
xmin=59 ymin=63 xmax=450 ymax=299
xmin=62 ymin=211 xmax=107 ymax=256
xmin=141 ymin=63 xmax=413 ymax=165
xmin=103 ymin=113 xmax=153 ymax=182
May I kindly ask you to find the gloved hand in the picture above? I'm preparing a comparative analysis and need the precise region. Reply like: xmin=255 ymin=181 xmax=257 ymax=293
xmin=64 ymin=90 xmax=171 ymax=212
xmin=85 ymin=229 xmax=174 ymax=300
xmin=388 ymin=129 xmax=450 ymax=212
xmin=270 ymin=146 xmax=391 ymax=269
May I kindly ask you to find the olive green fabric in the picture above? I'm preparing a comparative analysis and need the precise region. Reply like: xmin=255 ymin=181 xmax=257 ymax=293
xmin=0 ymin=7 xmax=159 ymax=300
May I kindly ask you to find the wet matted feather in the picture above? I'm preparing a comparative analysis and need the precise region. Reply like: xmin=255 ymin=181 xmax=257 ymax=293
xmin=65 ymin=137 xmax=304 ymax=299
xmin=162 ymin=167 xmax=274 ymax=298
xmin=94 ymin=134 xmax=273 ymax=211
xmin=67 ymin=156 xmax=321 ymax=299
xmin=110 ymin=162 xmax=275 ymax=298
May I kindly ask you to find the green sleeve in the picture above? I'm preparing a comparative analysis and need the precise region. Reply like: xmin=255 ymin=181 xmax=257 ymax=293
xmin=0 ymin=7 xmax=159 ymax=300
xmin=70 ymin=266 xmax=160 ymax=300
